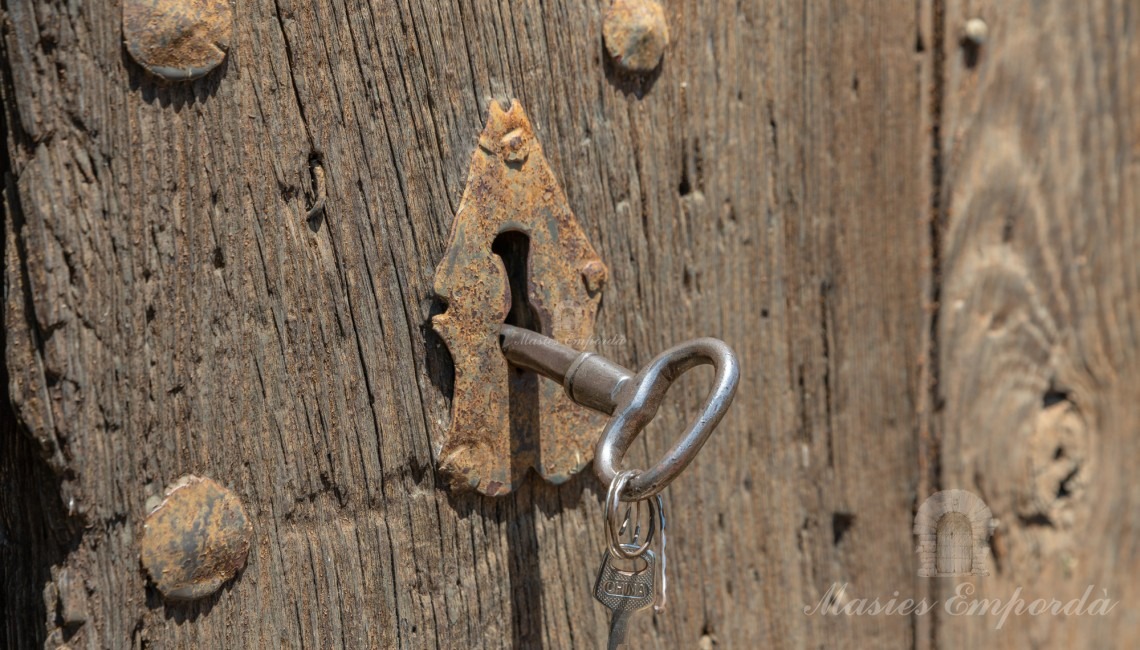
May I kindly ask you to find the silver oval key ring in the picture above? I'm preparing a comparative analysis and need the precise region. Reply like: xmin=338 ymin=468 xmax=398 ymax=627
xmin=604 ymin=469 xmax=656 ymax=559
xmin=595 ymin=338 xmax=740 ymax=501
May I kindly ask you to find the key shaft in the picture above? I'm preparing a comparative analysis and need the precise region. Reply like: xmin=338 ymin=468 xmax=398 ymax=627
xmin=607 ymin=610 xmax=633 ymax=649
xmin=499 ymin=324 xmax=632 ymax=414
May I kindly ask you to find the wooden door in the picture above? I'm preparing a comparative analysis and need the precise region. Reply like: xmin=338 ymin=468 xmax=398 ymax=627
xmin=935 ymin=513 xmax=972 ymax=575
xmin=1 ymin=0 xmax=1136 ymax=648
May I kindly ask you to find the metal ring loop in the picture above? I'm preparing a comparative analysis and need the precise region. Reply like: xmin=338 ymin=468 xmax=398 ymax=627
xmin=604 ymin=469 xmax=655 ymax=559
xmin=594 ymin=337 xmax=740 ymax=500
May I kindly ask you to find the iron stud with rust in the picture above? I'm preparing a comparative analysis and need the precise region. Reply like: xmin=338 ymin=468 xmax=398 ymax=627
xmin=140 ymin=475 xmax=252 ymax=600
xmin=603 ymin=0 xmax=670 ymax=73
xmin=123 ymin=0 xmax=234 ymax=81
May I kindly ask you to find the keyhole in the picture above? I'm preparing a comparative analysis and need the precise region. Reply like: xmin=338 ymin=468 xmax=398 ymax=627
xmin=492 ymin=230 xmax=543 ymax=485
xmin=492 ymin=231 xmax=542 ymax=333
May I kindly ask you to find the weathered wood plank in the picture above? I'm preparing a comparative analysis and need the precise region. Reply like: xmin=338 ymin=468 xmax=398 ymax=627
xmin=1 ymin=0 xmax=929 ymax=647
xmin=932 ymin=1 xmax=1139 ymax=647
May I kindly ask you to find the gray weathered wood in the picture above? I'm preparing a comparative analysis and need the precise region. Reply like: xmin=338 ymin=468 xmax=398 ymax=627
xmin=928 ymin=1 xmax=1140 ymax=647
xmin=0 ymin=0 xmax=1135 ymax=647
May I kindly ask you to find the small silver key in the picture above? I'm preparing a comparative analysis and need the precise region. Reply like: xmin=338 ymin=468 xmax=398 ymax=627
xmin=594 ymin=546 xmax=656 ymax=649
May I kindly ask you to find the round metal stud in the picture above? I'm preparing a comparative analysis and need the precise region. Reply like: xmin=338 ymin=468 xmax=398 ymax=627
xmin=123 ymin=0 xmax=234 ymax=81
xmin=603 ymin=0 xmax=670 ymax=74
xmin=140 ymin=475 xmax=252 ymax=600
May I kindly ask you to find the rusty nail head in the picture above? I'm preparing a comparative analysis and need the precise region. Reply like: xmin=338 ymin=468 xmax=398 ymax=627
xmin=582 ymin=260 xmax=608 ymax=292
xmin=123 ymin=0 xmax=234 ymax=81
xmin=603 ymin=0 xmax=670 ymax=73
xmin=140 ymin=475 xmax=252 ymax=600
xmin=500 ymin=128 xmax=531 ymax=163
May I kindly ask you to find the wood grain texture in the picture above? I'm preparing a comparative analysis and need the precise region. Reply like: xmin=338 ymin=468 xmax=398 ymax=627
xmin=930 ymin=0 xmax=1140 ymax=648
xmin=0 ymin=0 xmax=1131 ymax=648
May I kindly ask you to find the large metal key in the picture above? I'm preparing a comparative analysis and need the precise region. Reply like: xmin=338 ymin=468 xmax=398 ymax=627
xmin=594 ymin=547 xmax=657 ymax=649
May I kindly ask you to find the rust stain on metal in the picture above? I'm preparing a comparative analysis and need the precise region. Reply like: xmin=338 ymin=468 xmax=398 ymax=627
xmin=433 ymin=100 xmax=608 ymax=496
xmin=140 ymin=475 xmax=252 ymax=600
xmin=123 ymin=0 xmax=234 ymax=81
xmin=603 ymin=0 xmax=670 ymax=73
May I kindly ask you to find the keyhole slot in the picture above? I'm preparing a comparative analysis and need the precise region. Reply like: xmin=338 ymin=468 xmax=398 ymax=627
xmin=492 ymin=230 xmax=542 ymax=334
xmin=492 ymin=230 xmax=543 ymax=486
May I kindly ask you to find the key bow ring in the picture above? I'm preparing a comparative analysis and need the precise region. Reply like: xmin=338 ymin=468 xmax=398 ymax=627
xmin=500 ymin=325 xmax=740 ymax=498
xmin=593 ymin=336 xmax=739 ymax=500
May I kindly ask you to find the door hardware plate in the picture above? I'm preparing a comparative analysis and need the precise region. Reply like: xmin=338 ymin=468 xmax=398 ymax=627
xmin=432 ymin=100 xmax=608 ymax=496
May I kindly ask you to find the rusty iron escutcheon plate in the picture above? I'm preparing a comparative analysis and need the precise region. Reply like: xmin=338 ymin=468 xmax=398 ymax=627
xmin=433 ymin=100 xmax=608 ymax=496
